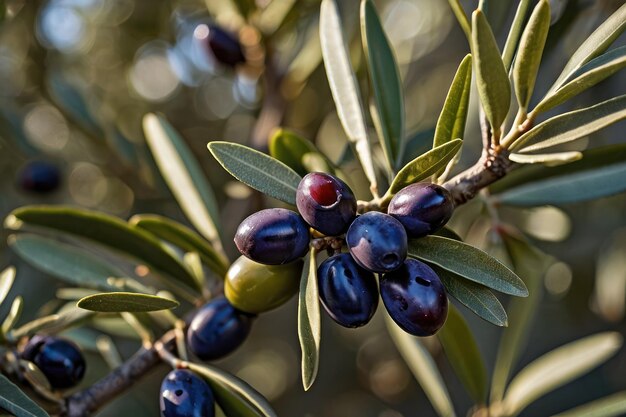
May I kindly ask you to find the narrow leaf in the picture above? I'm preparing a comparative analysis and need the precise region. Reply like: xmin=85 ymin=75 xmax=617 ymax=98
xmin=508 ymin=151 xmax=582 ymax=165
xmin=434 ymin=55 xmax=472 ymax=150
xmin=502 ymin=332 xmax=623 ymax=416
xmin=553 ymin=391 xmax=626 ymax=417
xmin=298 ymin=251 xmax=320 ymax=391
xmin=386 ymin=140 xmax=462 ymax=196
xmin=490 ymin=231 xmax=552 ymax=402
xmin=0 ymin=374 xmax=50 ymax=417
xmin=11 ymin=308 xmax=92 ymax=339
xmin=188 ymin=362 xmax=277 ymax=417
xmin=472 ymin=10 xmax=511 ymax=136
xmin=549 ymin=4 xmax=626 ymax=92
xmin=447 ymin=0 xmax=471 ymax=42
xmin=208 ymin=141 xmax=301 ymax=206
xmin=435 ymin=266 xmax=507 ymax=326
xmin=5 ymin=206 xmax=199 ymax=291
xmin=268 ymin=129 xmax=320 ymax=176
xmin=129 ymin=214 xmax=228 ymax=278
xmin=143 ymin=114 xmax=223 ymax=254
xmin=513 ymin=0 xmax=550 ymax=110
xmin=361 ymin=0 xmax=405 ymax=170
xmin=438 ymin=305 xmax=487 ymax=403
xmin=320 ymin=0 xmax=378 ymax=195
xmin=8 ymin=234 xmax=119 ymax=291
xmin=0 ymin=266 xmax=16 ymax=306
xmin=1 ymin=296 xmax=23 ymax=335
xmin=77 ymin=292 xmax=179 ymax=313
xmin=512 ymin=94 xmax=626 ymax=152
xmin=385 ymin=314 xmax=456 ymax=417
xmin=536 ymin=46 xmax=626 ymax=114
xmin=502 ymin=0 xmax=532 ymax=70
xmin=408 ymin=236 xmax=528 ymax=297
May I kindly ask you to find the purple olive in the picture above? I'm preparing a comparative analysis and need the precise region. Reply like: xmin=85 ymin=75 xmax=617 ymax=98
xmin=346 ymin=212 xmax=407 ymax=273
xmin=296 ymin=172 xmax=356 ymax=236
xmin=18 ymin=160 xmax=61 ymax=193
xmin=380 ymin=259 xmax=448 ymax=336
xmin=195 ymin=23 xmax=245 ymax=68
xmin=234 ymin=208 xmax=310 ymax=265
xmin=317 ymin=253 xmax=378 ymax=328
xmin=387 ymin=183 xmax=455 ymax=238
xmin=21 ymin=335 xmax=86 ymax=389
xmin=160 ymin=369 xmax=215 ymax=417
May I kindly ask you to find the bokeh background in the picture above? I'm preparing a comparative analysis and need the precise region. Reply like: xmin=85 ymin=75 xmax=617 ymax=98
xmin=0 ymin=0 xmax=625 ymax=416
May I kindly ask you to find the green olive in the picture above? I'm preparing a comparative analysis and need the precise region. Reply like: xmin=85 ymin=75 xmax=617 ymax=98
xmin=225 ymin=256 xmax=303 ymax=314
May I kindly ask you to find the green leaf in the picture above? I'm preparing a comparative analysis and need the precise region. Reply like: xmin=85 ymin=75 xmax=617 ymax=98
xmin=552 ymin=391 xmax=626 ymax=417
xmin=501 ymin=0 xmax=532 ymax=70
xmin=320 ymin=0 xmax=378 ymax=195
xmin=472 ymin=10 xmax=511 ymax=136
xmin=386 ymin=140 xmax=462 ymax=197
xmin=508 ymin=151 xmax=582 ymax=165
xmin=435 ymin=266 xmax=507 ymax=327
xmin=434 ymin=55 xmax=472 ymax=152
xmin=1 ymin=296 xmax=23 ymax=335
xmin=361 ymin=0 xmax=405 ymax=170
xmin=513 ymin=0 xmax=550 ymax=110
xmin=8 ymin=234 xmax=120 ymax=291
xmin=0 ymin=266 xmax=16 ymax=307
xmin=512 ymin=94 xmax=626 ymax=152
xmin=401 ymin=128 xmax=434 ymax=166
xmin=188 ymin=362 xmax=277 ymax=417
xmin=536 ymin=46 xmax=626 ymax=114
xmin=438 ymin=305 xmax=487 ymax=403
xmin=268 ymin=129 xmax=319 ymax=176
xmin=490 ymin=231 xmax=552 ymax=403
xmin=447 ymin=0 xmax=470 ymax=42
xmin=434 ymin=226 xmax=463 ymax=242
xmin=5 ymin=206 xmax=198 ymax=291
xmin=208 ymin=141 xmax=302 ymax=206
xmin=491 ymin=144 xmax=626 ymax=194
xmin=77 ymin=292 xmax=179 ymax=313
xmin=502 ymin=332 xmax=623 ymax=416
xmin=549 ymin=4 xmax=626 ymax=92
xmin=385 ymin=314 xmax=456 ymax=417
xmin=0 ymin=374 xmax=50 ymax=417
xmin=129 ymin=214 xmax=228 ymax=278
xmin=11 ymin=308 xmax=92 ymax=339
xmin=495 ymin=159 xmax=626 ymax=207
xmin=408 ymin=236 xmax=528 ymax=297
xmin=143 ymin=114 xmax=223 ymax=254
xmin=297 ymin=251 xmax=320 ymax=391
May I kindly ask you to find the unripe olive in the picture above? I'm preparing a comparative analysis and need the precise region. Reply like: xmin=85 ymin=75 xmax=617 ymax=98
xmin=225 ymin=256 xmax=303 ymax=314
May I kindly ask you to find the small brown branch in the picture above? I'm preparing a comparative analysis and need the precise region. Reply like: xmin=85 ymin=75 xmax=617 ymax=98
xmin=63 ymin=331 xmax=176 ymax=417
xmin=443 ymin=147 xmax=513 ymax=207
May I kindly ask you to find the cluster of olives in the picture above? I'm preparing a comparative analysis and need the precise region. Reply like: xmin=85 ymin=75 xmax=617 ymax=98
xmin=230 ymin=172 xmax=455 ymax=337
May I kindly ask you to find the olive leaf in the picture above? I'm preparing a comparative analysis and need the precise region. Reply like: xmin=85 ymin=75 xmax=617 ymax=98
xmin=320 ymin=0 xmax=378 ymax=195
xmin=386 ymin=139 xmax=462 ymax=197
xmin=552 ymin=391 xmax=626 ymax=417
xmin=1 ymin=296 xmax=23 ymax=336
xmin=268 ymin=129 xmax=321 ymax=176
xmin=512 ymin=94 xmax=626 ymax=152
xmin=77 ymin=292 xmax=179 ymax=313
xmin=502 ymin=332 xmax=623 ymax=416
xmin=8 ymin=234 xmax=120 ymax=291
xmin=208 ymin=141 xmax=302 ymax=206
xmin=490 ymin=231 xmax=552 ymax=403
xmin=535 ymin=45 xmax=626 ymax=114
xmin=447 ymin=0 xmax=471 ymax=42
xmin=408 ymin=236 xmax=528 ymax=297
xmin=129 ymin=214 xmax=229 ymax=278
xmin=435 ymin=266 xmax=507 ymax=327
xmin=0 ymin=374 xmax=50 ymax=417
xmin=434 ymin=55 xmax=472 ymax=150
xmin=438 ymin=305 xmax=488 ymax=403
xmin=143 ymin=113 xmax=223 ymax=254
xmin=472 ymin=9 xmax=511 ymax=136
xmin=502 ymin=0 xmax=533 ymax=70
xmin=513 ymin=0 xmax=550 ymax=111
xmin=548 ymin=3 xmax=626 ymax=92
xmin=508 ymin=151 xmax=582 ymax=165
xmin=0 ymin=266 xmax=16 ymax=307
xmin=361 ymin=0 xmax=405 ymax=171
xmin=11 ymin=308 xmax=93 ymax=340
xmin=385 ymin=313 xmax=456 ymax=417
xmin=5 ymin=206 xmax=199 ymax=291
xmin=298 ymin=251 xmax=321 ymax=391
xmin=188 ymin=362 xmax=277 ymax=417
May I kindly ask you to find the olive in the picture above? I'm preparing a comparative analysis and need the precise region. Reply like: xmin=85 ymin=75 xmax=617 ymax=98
xmin=225 ymin=256 xmax=303 ymax=314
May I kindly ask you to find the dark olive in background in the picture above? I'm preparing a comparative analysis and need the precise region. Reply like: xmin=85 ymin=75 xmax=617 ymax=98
xmin=194 ymin=23 xmax=245 ymax=68
xmin=18 ymin=160 xmax=61 ymax=193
